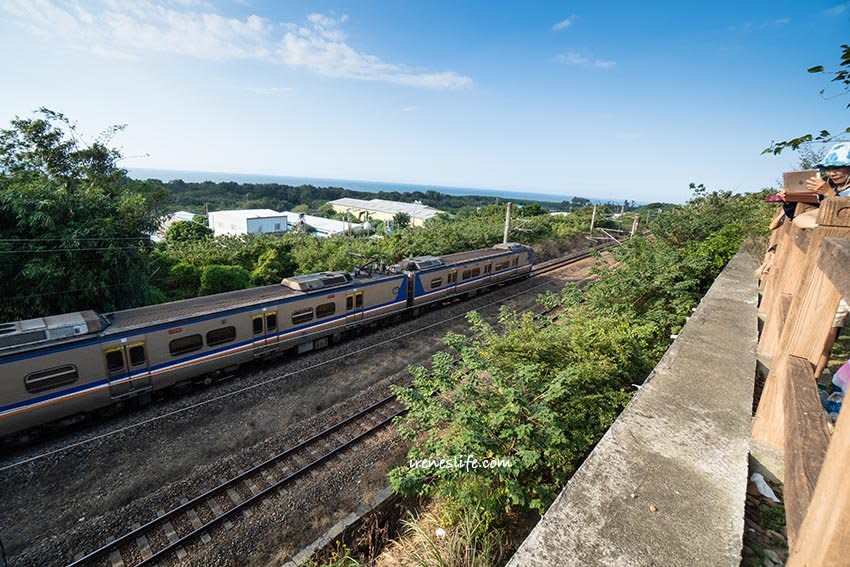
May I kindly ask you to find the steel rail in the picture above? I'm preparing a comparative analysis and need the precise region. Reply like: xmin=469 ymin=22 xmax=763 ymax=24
xmin=64 ymin=394 xmax=399 ymax=567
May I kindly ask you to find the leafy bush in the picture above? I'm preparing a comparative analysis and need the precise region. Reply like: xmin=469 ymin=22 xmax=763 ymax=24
xmin=389 ymin=189 xmax=773 ymax=556
xmin=165 ymin=219 xmax=212 ymax=243
xmin=199 ymin=264 xmax=252 ymax=295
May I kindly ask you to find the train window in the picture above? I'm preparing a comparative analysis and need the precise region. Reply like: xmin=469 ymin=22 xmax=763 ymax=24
xmin=25 ymin=365 xmax=78 ymax=393
xmin=512 ymin=257 xmax=519 ymax=266
xmin=355 ymin=292 xmax=363 ymax=308
xmin=316 ymin=302 xmax=336 ymax=318
xmin=470 ymin=267 xmax=481 ymax=277
xmin=105 ymin=349 xmax=125 ymax=373
xmin=495 ymin=261 xmax=510 ymax=271
xmin=484 ymin=264 xmax=492 ymax=274
xmin=292 ymin=308 xmax=314 ymax=325
xmin=430 ymin=278 xmax=442 ymax=288
xmin=346 ymin=295 xmax=353 ymax=310
xmin=128 ymin=345 xmax=146 ymax=366
xmin=169 ymin=334 xmax=203 ymax=356
xmin=461 ymin=269 xmax=471 ymax=280
xmin=266 ymin=312 xmax=277 ymax=331
xmin=207 ymin=326 xmax=236 ymax=347
xmin=448 ymin=272 xmax=457 ymax=284
xmin=252 ymin=316 xmax=264 ymax=335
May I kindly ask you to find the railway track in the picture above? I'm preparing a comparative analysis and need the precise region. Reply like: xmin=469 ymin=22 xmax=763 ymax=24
xmin=61 ymin=244 xmax=616 ymax=567
xmin=3 ymin=242 xmax=617 ymax=567
xmin=3 ymin=241 xmax=616 ymax=474
xmin=65 ymin=395 xmax=406 ymax=567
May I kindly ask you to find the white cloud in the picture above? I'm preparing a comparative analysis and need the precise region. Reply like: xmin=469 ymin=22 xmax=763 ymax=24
xmin=825 ymin=2 xmax=850 ymax=15
xmin=728 ymin=17 xmax=791 ymax=32
xmin=401 ymin=105 xmax=418 ymax=112
xmin=555 ymin=51 xmax=616 ymax=69
xmin=276 ymin=13 xmax=472 ymax=89
xmin=0 ymin=1 xmax=473 ymax=89
xmin=552 ymin=16 xmax=575 ymax=31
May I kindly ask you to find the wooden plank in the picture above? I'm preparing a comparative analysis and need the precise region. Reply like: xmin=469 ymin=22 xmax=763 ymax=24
xmin=788 ymin=395 xmax=850 ymax=565
xmin=818 ymin=236 xmax=850 ymax=300
xmin=758 ymin=222 xmax=810 ymax=358
xmin=783 ymin=355 xmax=831 ymax=547
xmin=754 ymin=198 xmax=850 ymax=452
xmin=753 ymin=355 xmax=791 ymax=449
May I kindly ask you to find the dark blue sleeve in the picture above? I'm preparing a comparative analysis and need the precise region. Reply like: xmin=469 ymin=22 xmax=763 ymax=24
xmin=782 ymin=201 xmax=796 ymax=220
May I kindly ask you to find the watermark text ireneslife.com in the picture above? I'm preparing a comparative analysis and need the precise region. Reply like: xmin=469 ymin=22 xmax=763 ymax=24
xmin=408 ymin=455 xmax=513 ymax=472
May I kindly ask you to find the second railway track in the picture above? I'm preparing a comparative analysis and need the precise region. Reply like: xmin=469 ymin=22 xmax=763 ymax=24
xmin=66 ymin=395 xmax=406 ymax=567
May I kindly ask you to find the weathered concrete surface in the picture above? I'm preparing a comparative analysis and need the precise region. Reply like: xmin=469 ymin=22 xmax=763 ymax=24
xmin=508 ymin=249 xmax=760 ymax=567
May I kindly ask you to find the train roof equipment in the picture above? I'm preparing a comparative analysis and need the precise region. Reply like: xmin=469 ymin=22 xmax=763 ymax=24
xmin=0 ymin=310 xmax=104 ymax=352
xmin=281 ymin=272 xmax=354 ymax=292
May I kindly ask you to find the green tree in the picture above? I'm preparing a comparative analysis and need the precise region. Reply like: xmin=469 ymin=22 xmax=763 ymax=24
xmin=199 ymin=264 xmax=252 ymax=295
xmin=292 ymin=204 xmax=310 ymax=213
xmin=0 ymin=108 xmax=169 ymax=319
xmin=393 ymin=211 xmax=412 ymax=230
xmin=763 ymin=44 xmax=850 ymax=155
xmin=165 ymin=220 xmax=212 ymax=243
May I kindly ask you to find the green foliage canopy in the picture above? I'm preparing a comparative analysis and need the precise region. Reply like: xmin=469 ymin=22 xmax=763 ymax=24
xmin=389 ymin=189 xmax=772 ymax=526
xmin=0 ymin=108 xmax=169 ymax=319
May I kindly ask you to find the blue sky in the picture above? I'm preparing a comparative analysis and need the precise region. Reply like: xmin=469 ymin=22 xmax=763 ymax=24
xmin=0 ymin=1 xmax=848 ymax=203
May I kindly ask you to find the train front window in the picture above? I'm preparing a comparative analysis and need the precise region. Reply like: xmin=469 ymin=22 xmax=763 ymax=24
xmin=105 ymin=350 xmax=125 ymax=373
xmin=129 ymin=345 xmax=146 ymax=366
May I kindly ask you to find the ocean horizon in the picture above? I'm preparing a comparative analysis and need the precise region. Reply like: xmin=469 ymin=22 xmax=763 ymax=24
xmin=128 ymin=168 xmax=622 ymax=205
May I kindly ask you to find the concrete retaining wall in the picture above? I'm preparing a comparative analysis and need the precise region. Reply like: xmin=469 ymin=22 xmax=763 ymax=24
xmin=507 ymin=249 xmax=760 ymax=566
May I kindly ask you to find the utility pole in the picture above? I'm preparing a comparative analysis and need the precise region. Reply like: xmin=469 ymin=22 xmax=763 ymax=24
xmin=589 ymin=204 xmax=597 ymax=236
xmin=503 ymin=202 xmax=512 ymax=244
xmin=630 ymin=214 xmax=639 ymax=237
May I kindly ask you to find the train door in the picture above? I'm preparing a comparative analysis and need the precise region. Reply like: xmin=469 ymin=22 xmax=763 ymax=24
xmin=447 ymin=269 xmax=458 ymax=291
xmin=104 ymin=340 xmax=151 ymax=399
xmin=251 ymin=309 xmax=278 ymax=355
xmin=346 ymin=290 xmax=364 ymax=322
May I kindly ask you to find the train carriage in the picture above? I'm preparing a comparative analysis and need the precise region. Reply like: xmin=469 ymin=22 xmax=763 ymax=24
xmin=0 ymin=271 xmax=407 ymax=437
xmin=403 ymin=242 xmax=534 ymax=307
xmin=0 ymin=242 xmax=534 ymax=438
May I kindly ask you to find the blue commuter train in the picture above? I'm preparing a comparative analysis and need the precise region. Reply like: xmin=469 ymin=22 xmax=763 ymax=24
xmin=0 ymin=243 xmax=533 ymax=438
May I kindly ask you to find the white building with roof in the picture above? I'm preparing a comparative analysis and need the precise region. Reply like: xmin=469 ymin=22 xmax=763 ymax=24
xmin=281 ymin=211 xmax=363 ymax=237
xmin=327 ymin=198 xmax=443 ymax=227
xmin=207 ymin=209 xmax=288 ymax=237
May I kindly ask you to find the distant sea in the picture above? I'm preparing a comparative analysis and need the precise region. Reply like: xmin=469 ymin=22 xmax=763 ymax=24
xmin=128 ymin=168 xmax=612 ymax=205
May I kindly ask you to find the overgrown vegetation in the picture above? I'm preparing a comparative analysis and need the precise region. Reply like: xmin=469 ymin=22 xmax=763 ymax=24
xmin=0 ymin=108 xmax=169 ymax=319
xmin=385 ymin=188 xmax=772 ymax=564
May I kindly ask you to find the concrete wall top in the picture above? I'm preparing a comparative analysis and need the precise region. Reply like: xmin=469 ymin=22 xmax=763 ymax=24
xmin=508 ymin=249 xmax=760 ymax=566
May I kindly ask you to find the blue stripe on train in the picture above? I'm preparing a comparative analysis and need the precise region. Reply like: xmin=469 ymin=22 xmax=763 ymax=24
xmin=0 ymin=296 xmax=408 ymax=415
xmin=0 ymin=275 xmax=408 ymax=365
